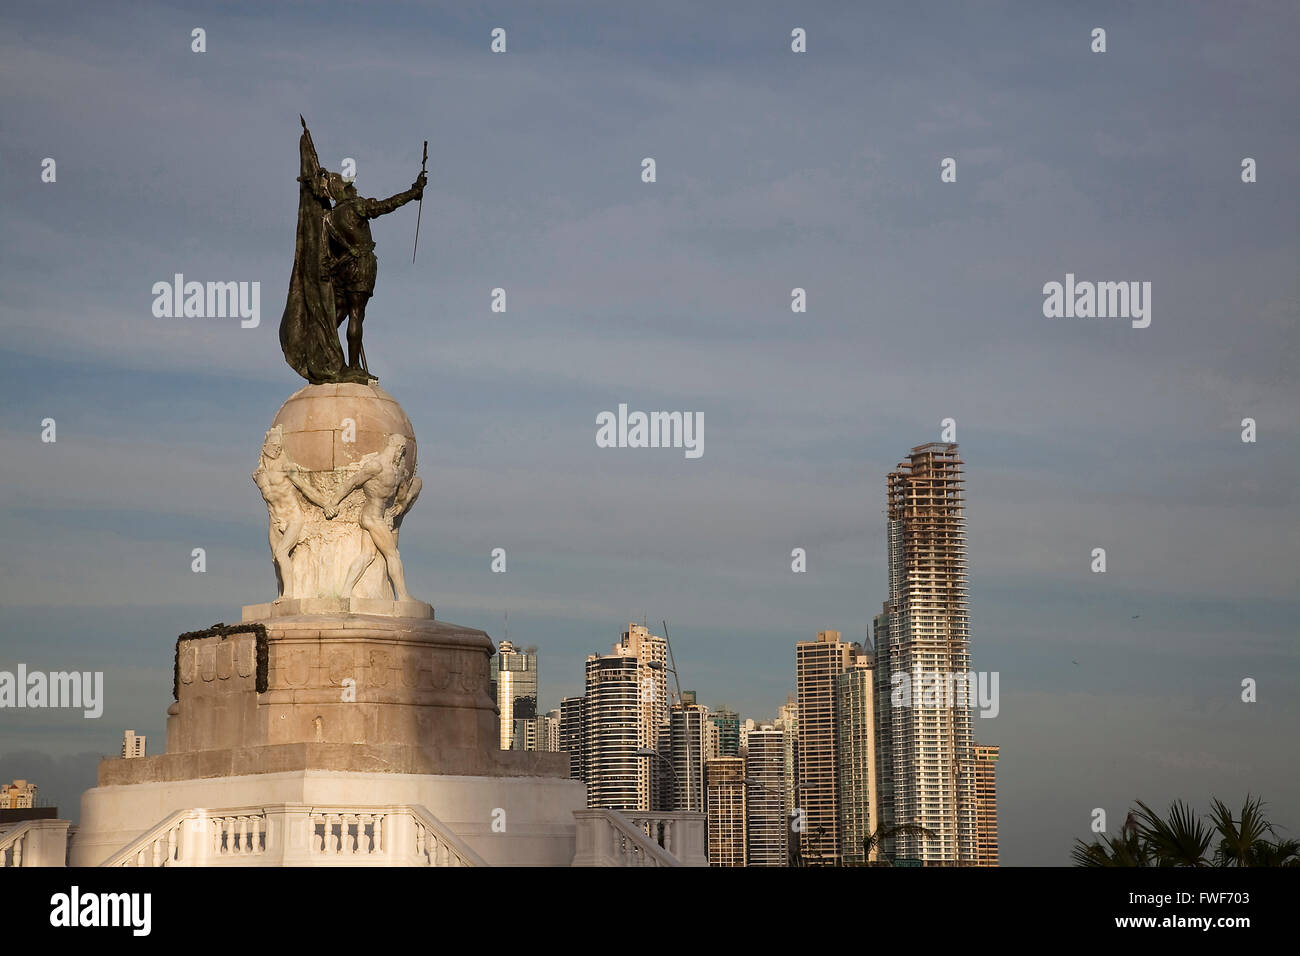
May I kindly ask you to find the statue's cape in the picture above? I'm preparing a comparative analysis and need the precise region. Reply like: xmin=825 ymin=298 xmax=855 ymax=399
xmin=279 ymin=129 xmax=344 ymax=383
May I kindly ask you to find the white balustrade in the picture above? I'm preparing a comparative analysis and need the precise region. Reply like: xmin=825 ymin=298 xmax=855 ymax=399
xmin=1 ymin=819 xmax=74 ymax=867
xmin=101 ymin=804 xmax=483 ymax=867
xmin=572 ymin=809 xmax=706 ymax=866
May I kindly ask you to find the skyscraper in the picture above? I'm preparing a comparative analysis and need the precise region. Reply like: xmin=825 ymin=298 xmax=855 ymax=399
xmin=795 ymin=629 xmax=855 ymax=866
xmin=970 ymin=744 xmax=1000 ymax=866
xmin=491 ymin=640 xmax=538 ymax=751
xmin=560 ymin=695 xmax=585 ymax=780
xmin=710 ymin=707 xmax=740 ymax=756
xmin=872 ymin=608 xmax=895 ymax=857
xmin=885 ymin=442 xmax=976 ymax=864
xmin=777 ymin=695 xmax=798 ymax=836
xmin=836 ymin=655 xmax=879 ymax=864
xmin=513 ymin=709 xmax=560 ymax=752
xmin=745 ymin=725 xmax=787 ymax=866
xmin=583 ymin=652 xmax=642 ymax=809
xmin=582 ymin=624 xmax=669 ymax=810
xmin=704 ymin=710 xmax=721 ymax=761
xmin=669 ymin=698 xmax=708 ymax=811
xmin=706 ymin=756 xmax=747 ymax=866
xmin=738 ymin=717 xmax=756 ymax=755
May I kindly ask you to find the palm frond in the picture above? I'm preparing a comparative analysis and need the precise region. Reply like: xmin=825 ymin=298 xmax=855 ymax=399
xmin=1133 ymin=800 xmax=1212 ymax=867
xmin=1210 ymin=795 xmax=1274 ymax=867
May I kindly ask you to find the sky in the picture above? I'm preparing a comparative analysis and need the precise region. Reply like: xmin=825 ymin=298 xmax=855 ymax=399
xmin=0 ymin=0 xmax=1296 ymax=865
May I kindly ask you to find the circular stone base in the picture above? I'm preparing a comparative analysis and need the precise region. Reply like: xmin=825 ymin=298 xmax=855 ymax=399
xmin=242 ymin=598 xmax=433 ymax=621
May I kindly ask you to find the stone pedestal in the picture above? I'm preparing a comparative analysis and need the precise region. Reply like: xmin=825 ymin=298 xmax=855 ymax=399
xmin=123 ymin=608 xmax=564 ymax=781
xmin=77 ymin=605 xmax=580 ymax=866
xmin=70 ymin=382 xmax=584 ymax=866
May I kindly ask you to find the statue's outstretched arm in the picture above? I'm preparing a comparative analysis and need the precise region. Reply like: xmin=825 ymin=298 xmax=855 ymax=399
xmin=363 ymin=172 xmax=425 ymax=219
xmin=362 ymin=189 xmax=416 ymax=219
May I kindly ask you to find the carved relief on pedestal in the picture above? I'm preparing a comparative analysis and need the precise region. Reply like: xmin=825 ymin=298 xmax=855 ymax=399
xmin=327 ymin=651 xmax=352 ymax=686
xmin=431 ymin=654 xmax=452 ymax=692
xmin=235 ymin=641 xmax=255 ymax=678
xmin=217 ymin=642 xmax=234 ymax=680
xmin=252 ymin=386 xmax=423 ymax=605
xmin=368 ymin=650 xmax=391 ymax=687
xmin=457 ymin=653 xmax=486 ymax=694
xmin=179 ymin=645 xmax=197 ymax=685
xmin=284 ymin=649 xmax=310 ymax=687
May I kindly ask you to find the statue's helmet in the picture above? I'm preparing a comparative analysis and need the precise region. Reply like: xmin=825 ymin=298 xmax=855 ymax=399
xmin=325 ymin=171 xmax=355 ymax=201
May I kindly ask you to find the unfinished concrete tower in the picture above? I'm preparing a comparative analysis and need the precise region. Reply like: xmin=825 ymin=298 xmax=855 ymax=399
xmin=882 ymin=442 xmax=976 ymax=864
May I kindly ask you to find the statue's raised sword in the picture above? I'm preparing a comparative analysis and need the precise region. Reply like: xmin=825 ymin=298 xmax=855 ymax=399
xmin=412 ymin=139 xmax=428 ymax=264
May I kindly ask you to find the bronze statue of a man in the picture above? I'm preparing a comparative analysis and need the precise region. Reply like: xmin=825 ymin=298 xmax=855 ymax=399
xmin=322 ymin=171 xmax=426 ymax=377
xmin=279 ymin=118 xmax=426 ymax=385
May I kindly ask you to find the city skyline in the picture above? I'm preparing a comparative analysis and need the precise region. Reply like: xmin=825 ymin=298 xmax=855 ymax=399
xmin=499 ymin=441 xmax=999 ymax=869
xmin=2 ymin=1 xmax=1296 ymax=868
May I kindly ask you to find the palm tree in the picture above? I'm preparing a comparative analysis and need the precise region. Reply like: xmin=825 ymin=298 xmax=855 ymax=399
xmin=1209 ymin=795 xmax=1275 ymax=867
xmin=1070 ymin=826 xmax=1152 ymax=867
xmin=1132 ymin=799 xmax=1212 ymax=867
xmin=862 ymin=822 xmax=939 ymax=865
xmin=1247 ymin=838 xmax=1300 ymax=867
xmin=1071 ymin=795 xmax=1297 ymax=867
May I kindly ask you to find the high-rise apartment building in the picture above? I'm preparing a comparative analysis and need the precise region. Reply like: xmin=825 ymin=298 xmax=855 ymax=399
xmin=513 ymin=709 xmax=560 ymax=752
xmin=583 ymin=653 xmax=641 ymax=809
xmin=885 ymin=442 xmax=976 ymax=864
xmin=836 ymin=655 xmax=879 ymax=864
xmin=705 ymin=756 xmax=747 ymax=866
xmin=970 ymin=744 xmax=1000 ymax=866
xmin=745 ymin=725 xmax=787 ymax=866
xmin=122 ymin=730 xmax=146 ymax=759
xmin=582 ymin=624 xmax=669 ymax=810
xmin=1 ymin=780 xmax=35 ymax=809
xmin=710 ymin=707 xmax=740 ymax=756
xmin=704 ymin=712 xmax=720 ymax=761
xmin=545 ymin=707 xmax=561 ymax=751
xmin=777 ymin=696 xmax=798 ymax=832
xmin=491 ymin=641 xmax=538 ymax=751
xmin=669 ymin=699 xmax=708 ymax=811
xmin=795 ymin=629 xmax=855 ymax=865
xmin=560 ymin=695 xmax=585 ymax=780
xmin=872 ymin=609 xmax=896 ymax=857
xmin=738 ymin=717 xmax=755 ymax=755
